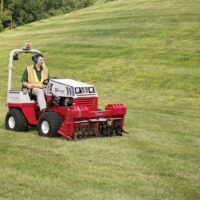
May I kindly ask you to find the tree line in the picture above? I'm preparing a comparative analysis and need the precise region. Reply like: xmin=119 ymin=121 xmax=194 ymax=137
xmin=0 ymin=0 xmax=113 ymax=32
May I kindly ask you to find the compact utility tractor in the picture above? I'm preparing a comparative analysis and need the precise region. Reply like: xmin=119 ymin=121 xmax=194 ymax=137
xmin=5 ymin=43 xmax=127 ymax=140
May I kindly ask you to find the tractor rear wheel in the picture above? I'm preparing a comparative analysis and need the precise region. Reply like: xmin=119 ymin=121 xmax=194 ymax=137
xmin=5 ymin=108 xmax=28 ymax=131
xmin=38 ymin=112 xmax=63 ymax=137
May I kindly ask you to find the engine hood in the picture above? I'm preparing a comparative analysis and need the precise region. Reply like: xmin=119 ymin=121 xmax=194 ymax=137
xmin=51 ymin=79 xmax=94 ymax=88
xmin=47 ymin=78 xmax=97 ymax=97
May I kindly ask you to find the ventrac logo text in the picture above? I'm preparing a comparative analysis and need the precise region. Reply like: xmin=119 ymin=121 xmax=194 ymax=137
xmin=55 ymin=88 xmax=65 ymax=94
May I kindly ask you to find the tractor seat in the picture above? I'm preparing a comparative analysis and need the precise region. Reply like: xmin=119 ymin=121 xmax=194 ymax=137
xmin=21 ymin=86 xmax=37 ymax=101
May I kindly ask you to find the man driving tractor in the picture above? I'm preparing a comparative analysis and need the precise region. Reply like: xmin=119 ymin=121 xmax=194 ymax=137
xmin=6 ymin=43 xmax=126 ymax=139
xmin=21 ymin=53 xmax=48 ymax=111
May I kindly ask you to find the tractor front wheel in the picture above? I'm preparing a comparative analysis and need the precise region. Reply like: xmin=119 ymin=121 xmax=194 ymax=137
xmin=5 ymin=108 xmax=28 ymax=131
xmin=38 ymin=112 xmax=63 ymax=137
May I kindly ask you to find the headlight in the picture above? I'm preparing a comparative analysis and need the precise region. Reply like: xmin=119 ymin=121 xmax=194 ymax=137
xmin=89 ymin=87 xmax=95 ymax=93
xmin=75 ymin=87 xmax=81 ymax=94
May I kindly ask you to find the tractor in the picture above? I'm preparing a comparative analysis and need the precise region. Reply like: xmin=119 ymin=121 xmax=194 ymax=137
xmin=5 ymin=43 xmax=127 ymax=140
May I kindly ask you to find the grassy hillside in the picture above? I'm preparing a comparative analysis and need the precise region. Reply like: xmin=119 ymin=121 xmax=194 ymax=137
xmin=0 ymin=0 xmax=200 ymax=199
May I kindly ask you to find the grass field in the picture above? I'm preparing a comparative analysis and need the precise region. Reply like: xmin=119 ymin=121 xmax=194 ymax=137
xmin=0 ymin=0 xmax=200 ymax=199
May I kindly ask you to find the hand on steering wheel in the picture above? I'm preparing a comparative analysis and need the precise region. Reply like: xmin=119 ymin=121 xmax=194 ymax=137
xmin=43 ymin=78 xmax=50 ymax=85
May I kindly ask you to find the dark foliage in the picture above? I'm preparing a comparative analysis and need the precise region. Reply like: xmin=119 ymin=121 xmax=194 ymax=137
xmin=0 ymin=0 xmax=97 ymax=31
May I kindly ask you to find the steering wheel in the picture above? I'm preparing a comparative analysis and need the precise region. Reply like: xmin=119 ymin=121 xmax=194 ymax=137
xmin=43 ymin=78 xmax=50 ymax=85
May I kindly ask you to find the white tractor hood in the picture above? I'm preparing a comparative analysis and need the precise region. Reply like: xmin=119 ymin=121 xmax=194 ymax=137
xmin=51 ymin=79 xmax=93 ymax=88
xmin=47 ymin=78 xmax=97 ymax=97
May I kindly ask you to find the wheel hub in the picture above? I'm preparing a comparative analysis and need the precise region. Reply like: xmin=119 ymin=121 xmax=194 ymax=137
xmin=8 ymin=116 xmax=15 ymax=129
xmin=41 ymin=120 xmax=49 ymax=134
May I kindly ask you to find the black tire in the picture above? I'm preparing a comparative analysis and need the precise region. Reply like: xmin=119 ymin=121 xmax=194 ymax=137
xmin=5 ymin=108 xmax=28 ymax=131
xmin=38 ymin=112 xmax=63 ymax=137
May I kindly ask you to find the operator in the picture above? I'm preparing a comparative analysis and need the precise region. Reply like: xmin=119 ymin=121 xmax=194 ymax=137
xmin=21 ymin=53 xmax=48 ymax=111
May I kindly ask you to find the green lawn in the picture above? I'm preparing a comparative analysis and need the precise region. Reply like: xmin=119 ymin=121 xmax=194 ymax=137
xmin=0 ymin=0 xmax=200 ymax=199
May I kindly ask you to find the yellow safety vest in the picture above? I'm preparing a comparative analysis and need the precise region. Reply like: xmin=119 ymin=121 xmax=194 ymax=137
xmin=27 ymin=65 xmax=48 ymax=89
